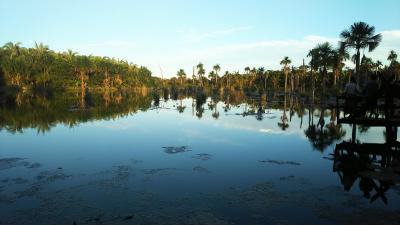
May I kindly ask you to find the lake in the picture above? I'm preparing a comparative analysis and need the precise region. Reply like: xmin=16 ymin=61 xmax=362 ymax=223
xmin=0 ymin=91 xmax=399 ymax=225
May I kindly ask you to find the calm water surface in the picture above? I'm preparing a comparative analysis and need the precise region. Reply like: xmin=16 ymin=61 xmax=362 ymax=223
xmin=0 ymin=94 xmax=399 ymax=225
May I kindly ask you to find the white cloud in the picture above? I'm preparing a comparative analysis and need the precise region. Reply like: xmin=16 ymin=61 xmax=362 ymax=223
xmin=71 ymin=40 xmax=136 ymax=58
xmin=178 ymin=26 xmax=252 ymax=43
xmin=381 ymin=30 xmax=400 ymax=41
xmin=86 ymin=40 xmax=136 ymax=48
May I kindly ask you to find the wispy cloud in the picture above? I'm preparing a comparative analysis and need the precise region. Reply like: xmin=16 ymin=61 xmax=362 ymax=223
xmin=159 ymin=30 xmax=400 ymax=75
xmin=69 ymin=40 xmax=136 ymax=59
xmin=177 ymin=26 xmax=252 ymax=43
xmin=85 ymin=40 xmax=136 ymax=49
xmin=381 ymin=30 xmax=400 ymax=41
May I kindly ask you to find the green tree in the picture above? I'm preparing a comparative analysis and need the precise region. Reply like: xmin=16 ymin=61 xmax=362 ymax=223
xmin=340 ymin=22 xmax=382 ymax=84
xmin=196 ymin=62 xmax=205 ymax=87
xmin=33 ymin=42 xmax=53 ymax=87
xmin=280 ymin=56 xmax=291 ymax=92
xmin=176 ymin=69 xmax=186 ymax=86
xmin=387 ymin=50 xmax=398 ymax=66
xmin=332 ymin=48 xmax=349 ymax=86
xmin=212 ymin=64 xmax=220 ymax=87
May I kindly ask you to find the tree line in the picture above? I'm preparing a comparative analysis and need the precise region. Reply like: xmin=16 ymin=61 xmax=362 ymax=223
xmin=170 ymin=22 xmax=400 ymax=95
xmin=0 ymin=42 xmax=156 ymax=92
xmin=1 ymin=22 xmax=399 ymax=98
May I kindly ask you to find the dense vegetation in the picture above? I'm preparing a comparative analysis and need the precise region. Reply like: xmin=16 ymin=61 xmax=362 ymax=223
xmin=0 ymin=42 xmax=156 ymax=92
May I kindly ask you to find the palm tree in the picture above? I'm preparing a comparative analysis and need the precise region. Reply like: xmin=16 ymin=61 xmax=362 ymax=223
xmin=280 ymin=56 xmax=291 ymax=92
xmin=332 ymin=48 xmax=349 ymax=86
xmin=224 ymin=71 xmax=230 ymax=88
xmin=307 ymin=49 xmax=320 ymax=98
xmin=375 ymin=60 xmax=383 ymax=72
xmin=340 ymin=22 xmax=382 ymax=84
xmin=213 ymin=64 xmax=220 ymax=87
xmin=244 ymin=66 xmax=250 ymax=74
xmin=196 ymin=62 xmax=205 ymax=87
xmin=249 ymin=67 xmax=257 ymax=86
xmin=387 ymin=50 xmax=398 ymax=66
xmin=99 ymin=57 xmax=113 ymax=88
xmin=308 ymin=42 xmax=335 ymax=92
xmin=2 ymin=42 xmax=23 ymax=86
xmin=298 ymin=61 xmax=309 ymax=93
xmin=176 ymin=69 xmax=186 ymax=86
xmin=208 ymin=71 xmax=216 ymax=86
xmin=33 ymin=42 xmax=53 ymax=86
xmin=360 ymin=55 xmax=375 ymax=75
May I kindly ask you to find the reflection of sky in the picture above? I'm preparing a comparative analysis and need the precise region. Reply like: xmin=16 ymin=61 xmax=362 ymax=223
xmin=0 ymin=97 xmax=398 ymax=210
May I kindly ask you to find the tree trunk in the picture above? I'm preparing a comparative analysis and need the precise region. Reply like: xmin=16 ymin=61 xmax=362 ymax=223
xmin=356 ymin=49 xmax=361 ymax=86
xmin=284 ymin=69 xmax=288 ymax=93
xmin=80 ymin=71 xmax=86 ymax=90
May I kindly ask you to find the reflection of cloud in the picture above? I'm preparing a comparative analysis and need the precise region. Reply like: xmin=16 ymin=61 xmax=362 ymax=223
xmin=182 ymin=128 xmax=241 ymax=146
xmin=92 ymin=121 xmax=135 ymax=130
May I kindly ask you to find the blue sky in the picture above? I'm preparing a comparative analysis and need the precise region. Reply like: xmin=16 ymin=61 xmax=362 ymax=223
xmin=1 ymin=0 xmax=399 ymax=77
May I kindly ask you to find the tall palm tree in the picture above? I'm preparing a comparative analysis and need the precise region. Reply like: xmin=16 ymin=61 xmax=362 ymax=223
xmin=332 ymin=48 xmax=349 ymax=86
xmin=387 ymin=50 xmax=398 ymax=65
xmin=212 ymin=64 xmax=220 ymax=87
xmin=176 ymin=69 xmax=186 ymax=86
xmin=340 ymin=22 xmax=382 ymax=84
xmin=244 ymin=66 xmax=250 ymax=75
xmin=34 ymin=42 xmax=53 ymax=86
xmin=375 ymin=60 xmax=383 ymax=73
xmin=3 ymin=42 xmax=21 ymax=58
xmin=309 ymin=42 xmax=335 ymax=92
xmin=224 ymin=71 xmax=230 ymax=88
xmin=196 ymin=62 xmax=205 ymax=87
xmin=2 ymin=42 xmax=24 ymax=86
xmin=280 ymin=56 xmax=291 ymax=92
xmin=307 ymin=48 xmax=320 ymax=98
xmin=208 ymin=71 xmax=216 ymax=85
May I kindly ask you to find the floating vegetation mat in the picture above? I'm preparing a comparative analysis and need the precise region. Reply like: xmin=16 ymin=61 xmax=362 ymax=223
xmin=162 ymin=146 xmax=191 ymax=154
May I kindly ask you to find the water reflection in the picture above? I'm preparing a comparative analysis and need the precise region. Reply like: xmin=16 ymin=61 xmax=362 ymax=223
xmin=1 ymin=89 xmax=399 ymax=225
xmin=333 ymin=119 xmax=400 ymax=204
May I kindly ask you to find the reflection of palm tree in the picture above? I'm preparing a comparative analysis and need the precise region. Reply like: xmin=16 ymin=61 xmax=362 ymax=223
xmin=224 ymin=95 xmax=231 ymax=112
xmin=177 ymin=99 xmax=186 ymax=113
xmin=305 ymin=113 xmax=346 ymax=152
xmin=278 ymin=95 xmax=289 ymax=130
xmin=212 ymin=104 xmax=219 ymax=119
xmin=208 ymin=98 xmax=219 ymax=119
xmin=195 ymin=92 xmax=206 ymax=119
xmin=256 ymin=105 xmax=264 ymax=121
